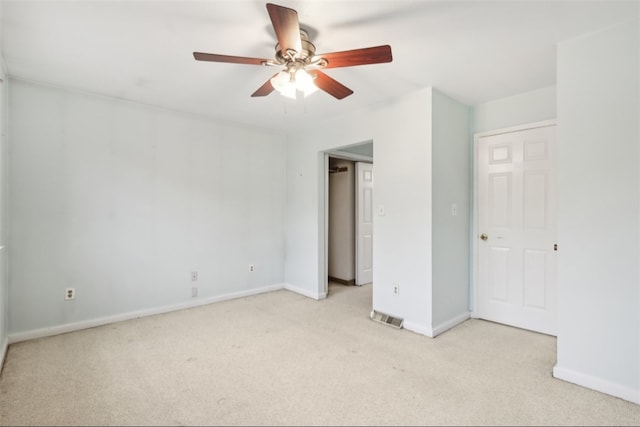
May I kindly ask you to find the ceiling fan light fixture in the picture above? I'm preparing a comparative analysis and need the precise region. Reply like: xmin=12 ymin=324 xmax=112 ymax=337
xmin=270 ymin=70 xmax=296 ymax=99
xmin=294 ymin=68 xmax=318 ymax=96
xmin=270 ymin=70 xmax=290 ymax=89
xmin=270 ymin=67 xmax=318 ymax=99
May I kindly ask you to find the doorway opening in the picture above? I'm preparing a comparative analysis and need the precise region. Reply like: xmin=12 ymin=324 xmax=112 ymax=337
xmin=328 ymin=157 xmax=356 ymax=286
xmin=323 ymin=141 xmax=373 ymax=298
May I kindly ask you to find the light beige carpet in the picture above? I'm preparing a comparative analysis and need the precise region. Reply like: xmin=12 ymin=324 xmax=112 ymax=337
xmin=0 ymin=283 xmax=639 ymax=426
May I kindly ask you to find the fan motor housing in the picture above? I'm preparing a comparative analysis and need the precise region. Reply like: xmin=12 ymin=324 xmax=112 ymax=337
xmin=275 ymin=29 xmax=316 ymax=63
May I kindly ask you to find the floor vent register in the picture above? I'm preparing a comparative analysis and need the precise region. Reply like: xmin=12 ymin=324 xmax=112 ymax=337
xmin=370 ymin=310 xmax=403 ymax=329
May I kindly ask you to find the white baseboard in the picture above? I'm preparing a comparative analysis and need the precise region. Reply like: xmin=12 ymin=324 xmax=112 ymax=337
xmin=8 ymin=283 xmax=285 ymax=344
xmin=284 ymin=283 xmax=326 ymax=300
xmin=0 ymin=335 xmax=7 ymax=371
xmin=402 ymin=319 xmax=435 ymax=337
xmin=403 ymin=311 xmax=471 ymax=338
xmin=553 ymin=364 xmax=640 ymax=405
xmin=431 ymin=311 xmax=471 ymax=337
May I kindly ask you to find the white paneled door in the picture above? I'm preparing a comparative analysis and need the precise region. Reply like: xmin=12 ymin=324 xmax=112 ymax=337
xmin=356 ymin=162 xmax=373 ymax=285
xmin=477 ymin=124 xmax=557 ymax=335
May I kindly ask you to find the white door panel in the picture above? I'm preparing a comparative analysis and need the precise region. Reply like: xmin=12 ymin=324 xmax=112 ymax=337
xmin=356 ymin=162 xmax=373 ymax=285
xmin=477 ymin=125 xmax=557 ymax=335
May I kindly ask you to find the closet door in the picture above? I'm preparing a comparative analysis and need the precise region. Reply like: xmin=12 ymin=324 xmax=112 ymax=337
xmin=356 ymin=162 xmax=373 ymax=285
xmin=477 ymin=125 xmax=557 ymax=335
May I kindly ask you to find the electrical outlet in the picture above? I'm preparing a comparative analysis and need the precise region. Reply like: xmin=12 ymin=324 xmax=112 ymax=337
xmin=392 ymin=284 xmax=399 ymax=296
xmin=65 ymin=288 xmax=75 ymax=300
xmin=191 ymin=287 xmax=198 ymax=298
xmin=249 ymin=265 xmax=254 ymax=272
xmin=191 ymin=271 xmax=198 ymax=282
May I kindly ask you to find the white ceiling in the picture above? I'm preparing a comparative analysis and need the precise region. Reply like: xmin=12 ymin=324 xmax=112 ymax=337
xmin=2 ymin=1 xmax=638 ymax=133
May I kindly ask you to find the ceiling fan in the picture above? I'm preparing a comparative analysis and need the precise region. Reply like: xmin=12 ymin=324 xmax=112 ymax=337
xmin=193 ymin=3 xmax=393 ymax=100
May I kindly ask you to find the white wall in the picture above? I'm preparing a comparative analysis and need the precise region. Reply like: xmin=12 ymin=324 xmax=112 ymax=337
xmin=0 ymin=0 xmax=8 ymax=367
xmin=473 ymin=85 xmax=556 ymax=134
xmin=328 ymin=158 xmax=355 ymax=282
xmin=285 ymin=88 xmax=432 ymax=319
xmin=284 ymin=105 xmax=387 ymax=300
xmin=554 ymin=18 xmax=639 ymax=404
xmin=8 ymin=79 xmax=286 ymax=339
xmin=372 ymin=89 xmax=433 ymax=332
xmin=285 ymin=87 xmax=470 ymax=336
xmin=0 ymin=77 xmax=6 ymax=365
xmin=431 ymin=89 xmax=471 ymax=331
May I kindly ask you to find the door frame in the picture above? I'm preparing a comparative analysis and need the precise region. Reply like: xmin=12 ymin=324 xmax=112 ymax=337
xmin=471 ymin=119 xmax=557 ymax=318
xmin=322 ymin=148 xmax=373 ymax=297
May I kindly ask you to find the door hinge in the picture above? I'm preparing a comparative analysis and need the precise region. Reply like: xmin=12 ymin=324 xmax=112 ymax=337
xmin=554 ymin=243 xmax=557 ymax=251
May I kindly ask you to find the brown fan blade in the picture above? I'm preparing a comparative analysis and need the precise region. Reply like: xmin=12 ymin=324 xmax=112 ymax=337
xmin=315 ymin=45 xmax=392 ymax=69
xmin=251 ymin=74 xmax=278 ymax=97
xmin=310 ymin=70 xmax=353 ymax=100
xmin=266 ymin=3 xmax=302 ymax=58
xmin=193 ymin=52 xmax=270 ymax=65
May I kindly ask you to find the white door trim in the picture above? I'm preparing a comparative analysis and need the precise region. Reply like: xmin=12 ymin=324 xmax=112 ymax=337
xmin=323 ymin=153 xmax=330 ymax=297
xmin=322 ymin=149 xmax=374 ymax=296
xmin=471 ymin=119 xmax=557 ymax=317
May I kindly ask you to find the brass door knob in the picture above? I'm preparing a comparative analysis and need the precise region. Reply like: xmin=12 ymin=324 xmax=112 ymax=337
xmin=480 ymin=233 xmax=488 ymax=241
